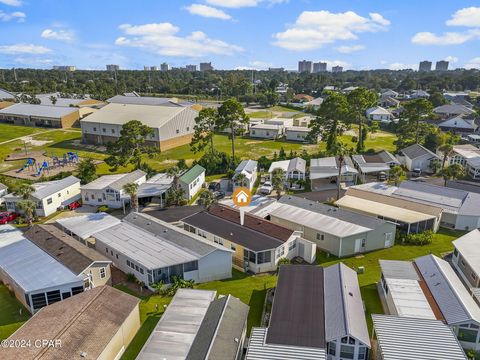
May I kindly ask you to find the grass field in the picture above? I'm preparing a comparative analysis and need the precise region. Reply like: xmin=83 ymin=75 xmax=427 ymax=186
xmin=0 ymin=124 xmax=44 ymax=143
xmin=0 ymin=284 xmax=30 ymax=340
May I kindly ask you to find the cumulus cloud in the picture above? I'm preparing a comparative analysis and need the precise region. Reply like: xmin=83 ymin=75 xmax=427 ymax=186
xmin=185 ymin=4 xmax=232 ymax=20
xmin=388 ymin=62 xmax=417 ymax=70
xmin=464 ymin=57 xmax=480 ymax=69
xmin=336 ymin=44 xmax=365 ymax=53
xmin=446 ymin=7 xmax=480 ymax=27
xmin=0 ymin=10 xmax=25 ymax=22
xmin=0 ymin=0 xmax=22 ymax=6
xmin=41 ymin=29 xmax=74 ymax=42
xmin=115 ymin=22 xmax=243 ymax=57
xmin=273 ymin=11 xmax=390 ymax=51
xmin=444 ymin=55 xmax=459 ymax=63
xmin=205 ymin=0 xmax=287 ymax=8
xmin=411 ymin=30 xmax=480 ymax=45
xmin=0 ymin=43 xmax=52 ymax=54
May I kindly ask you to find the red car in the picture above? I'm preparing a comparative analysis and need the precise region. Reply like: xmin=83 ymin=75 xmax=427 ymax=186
xmin=0 ymin=211 xmax=19 ymax=225
xmin=67 ymin=201 xmax=82 ymax=210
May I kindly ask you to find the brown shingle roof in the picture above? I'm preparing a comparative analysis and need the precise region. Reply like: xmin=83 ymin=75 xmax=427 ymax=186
xmin=24 ymin=224 xmax=111 ymax=274
xmin=3 ymin=286 xmax=139 ymax=360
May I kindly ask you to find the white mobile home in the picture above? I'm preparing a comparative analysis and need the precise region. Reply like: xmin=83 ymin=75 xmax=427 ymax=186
xmin=233 ymin=160 xmax=258 ymax=191
xmin=4 ymin=175 xmax=81 ymax=217
xmin=285 ymin=126 xmax=314 ymax=142
xmin=249 ymin=124 xmax=283 ymax=139
xmin=398 ymin=143 xmax=440 ymax=172
xmin=309 ymin=156 xmax=358 ymax=190
xmin=452 ymin=229 xmax=480 ymax=288
xmin=179 ymin=164 xmax=205 ymax=200
xmin=268 ymin=157 xmax=306 ymax=189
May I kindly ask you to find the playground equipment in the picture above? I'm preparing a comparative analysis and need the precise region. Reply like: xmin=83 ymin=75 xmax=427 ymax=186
xmin=52 ymin=152 xmax=79 ymax=167
xmin=16 ymin=158 xmax=35 ymax=173
xmin=36 ymin=161 xmax=49 ymax=177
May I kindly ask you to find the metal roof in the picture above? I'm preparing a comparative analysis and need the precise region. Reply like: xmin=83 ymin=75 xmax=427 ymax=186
xmin=268 ymin=157 xmax=306 ymax=174
xmin=107 ymin=95 xmax=184 ymax=107
xmin=137 ymin=289 xmax=217 ymax=360
xmin=439 ymin=117 xmax=477 ymax=130
xmin=415 ymin=254 xmax=480 ymax=325
xmin=80 ymin=103 xmax=193 ymax=128
xmin=310 ymin=156 xmax=358 ymax=179
xmin=92 ymin=221 xmax=200 ymax=270
xmin=56 ymin=212 xmax=121 ymax=240
xmin=80 ymin=170 xmax=145 ymax=191
xmin=275 ymin=195 xmax=386 ymax=237
xmin=30 ymin=175 xmax=80 ymax=200
xmin=379 ymin=260 xmax=420 ymax=280
xmin=0 ymin=103 xmax=78 ymax=118
xmin=180 ymin=164 xmax=206 ymax=185
xmin=352 ymin=151 xmax=399 ymax=174
xmin=434 ymin=103 xmax=475 ymax=115
xmin=372 ymin=314 xmax=467 ymax=360
xmin=324 ymin=263 xmax=370 ymax=346
xmin=0 ymin=225 xmax=84 ymax=293
xmin=285 ymin=126 xmax=310 ymax=132
xmin=251 ymin=123 xmax=283 ymax=130
xmin=266 ymin=265 xmax=326 ymax=348
xmin=453 ymin=229 xmax=480 ymax=277
xmin=366 ymin=106 xmax=392 ymax=115
xmin=401 ymin=143 xmax=438 ymax=160
xmin=0 ymin=88 xmax=15 ymax=99
xmin=246 ymin=328 xmax=327 ymax=360
xmin=384 ymin=278 xmax=436 ymax=319
xmin=137 ymin=173 xmax=173 ymax=198
xmin=234 ymin=159 xmax=257 ymax=175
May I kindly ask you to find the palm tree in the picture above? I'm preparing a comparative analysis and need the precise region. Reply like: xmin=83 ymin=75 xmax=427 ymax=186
xmin=234 ymin=172 xmax=248 ymax=188
xmin=333 ymin=142 xmax=349 ymax=200
xmin=440 ymin=164 xmax=466 ymax=186
xmin=17 ymin=200 xmax=36 ymax=227
xmin=123 ymin=182 xmax=139 ymax=212
xmin=166 ymin=166 xmax=182 ymax=188
xmin=16 ymin=183 xmax=35 ymax=199
xmin=271 ymin=168 xmax=284 ymax=200
xmin=438 ymin=143 xmax=453 ymax=169
xmin=389 ymin=165 xmax=406 ymax=186
xmin=197 ymin=190 xmax=217 ymax=210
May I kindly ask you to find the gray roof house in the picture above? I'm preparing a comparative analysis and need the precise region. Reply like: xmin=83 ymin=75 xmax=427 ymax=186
xmin=0 ymin=225 xmax=85 ymax=314
xmin=246 ymin=264 xmax=370 ymax=360
xmin=372 ymin=315 xmax=467 ymax=360
xmin=56 ymin=212 xmax=121 ymax=243
xmin=433 ymin=104 xmax=476 ymax=118
xmin=137 ymin=289 xmax=249 ymax=360
xmin=268 ymin=157 xmax=307 ymax=190
xmin=452 ymin=229 xmax=480 ymax=288
xmin=267 ymin=196 xmax=396 ymax=257
xmin=309 ymin=156 xmax=358 ymax=190
xmin=233 ymin=159 xmax=258 ymax=191
xmin=80 ymin=170 xmax=146 ymax=209
xmin=352 ymin=151 xmax=400 ymax=181
xmin=0 ymin=103 xmax=80 ymax=128
xmin=107 ymin=95 xmax=184 ymax=107
xmin=91 ymin=212 xmax=233 ymax=287
xmin=398 ymin=143 xmax=440 ymax=172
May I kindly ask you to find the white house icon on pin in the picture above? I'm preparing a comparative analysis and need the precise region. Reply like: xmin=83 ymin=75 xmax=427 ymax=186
xmin=235 ymin=190 xmax=249 ymax=204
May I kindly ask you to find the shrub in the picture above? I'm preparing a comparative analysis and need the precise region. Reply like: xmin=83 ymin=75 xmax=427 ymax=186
xmin=97 ymin=205 xmax=109 ymax=213
xmin=399 ymin=230 xmax=434 ymax=246
xmin=126 ymin=273 xmax=137 ymax=283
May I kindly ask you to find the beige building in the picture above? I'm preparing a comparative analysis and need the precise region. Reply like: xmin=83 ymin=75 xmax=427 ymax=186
xmin=0 ymin=103 xmax=80 ymax=128
xmin=24 ymin=224 xmax=112 ymax=288
xmin=80 ymin=103 xmax=198 ymax=151
xmin=2 ymin=286 xmax=140 ymax=360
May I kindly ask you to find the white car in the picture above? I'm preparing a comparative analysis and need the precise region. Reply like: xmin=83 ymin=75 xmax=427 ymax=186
xmin=260 ymin=181 xmax=273 ymax=195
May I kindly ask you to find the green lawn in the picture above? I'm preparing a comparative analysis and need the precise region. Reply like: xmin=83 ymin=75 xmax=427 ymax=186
xmin=248 ymin=110 xmax=275 ymax=119
xmin=0 ymin=284 xmax=30 ymax=340
xmin=0 ymin=124 xmax=45 ymax=143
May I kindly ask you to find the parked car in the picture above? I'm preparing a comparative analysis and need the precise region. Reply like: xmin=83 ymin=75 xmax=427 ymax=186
xmin=214 ymin=190 xmax=225 ymax=199
xmin=260 ymin=181 xmax=273 ymax=195
xmin=412 ymin=168 xmax=422 ymax=177
xmin=208 ymin=182 xmax=221 ymax=192
xmin=68 ymin=201 xmax=82 ymax=210
xmin=0 ymin=211 xmax=19 ymax=225
xmin=378 ymin=172 xmax=388 ymax=181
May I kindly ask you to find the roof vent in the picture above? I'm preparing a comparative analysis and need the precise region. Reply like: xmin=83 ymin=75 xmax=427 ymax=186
xmin=163 ymin=229 xmax=168 ymax=233
xmin=348 ymin=292 xmax=353 ymax=297
xmin=80 ymin=352 xmax=88 ymax=358
xmin=234 ymin=337 xmax=239 ymax=343
xmin=230 ymin=232 xmax=233 ymax=236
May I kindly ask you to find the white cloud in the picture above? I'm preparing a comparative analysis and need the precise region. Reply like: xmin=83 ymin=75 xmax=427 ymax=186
xmin=205 ymin=0 xmax=287 ymax=8
xmin=0 ymin=10 xmax=25 ymax=22
xmin=115 ymin=22 xmax=243 ymax=57
xmin=273 ymin=11 xmax=390 ymax=51
xmin=0 ymin=43 xmax=52 ymax=55
xmin=14 ymin=57 xmax=53 ymax=65
xmin=446 ymin=7 xmax=480 ymax=27
xmin=411 ymin=30 xmax=480 ymax=45
xmin=185 ymin=4 xmax=232 ymax=20
xmin=388 ymin=62 xmax=417 ymax=70
xmin=336 ymin=44 xmax=365 ymax=53
xmin=0 ymin=0 xmax=22 ymax=6
xmin=464 ymin=57 xmax=480 ymax=69
xmin=41 ymin=29 xmax=74 ymax=42
xmin=444 ymin=55 xmax=459 ymax=63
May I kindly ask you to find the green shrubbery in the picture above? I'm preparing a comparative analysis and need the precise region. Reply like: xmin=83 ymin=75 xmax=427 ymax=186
xmin=396 ymin=230 xmax=434 ymax=246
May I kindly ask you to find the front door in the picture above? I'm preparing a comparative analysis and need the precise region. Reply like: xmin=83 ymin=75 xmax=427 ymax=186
xmin=354 ymin=238 xmax=362 ymax=253
xmin=298 ymin=242 xmax=305 ymax=258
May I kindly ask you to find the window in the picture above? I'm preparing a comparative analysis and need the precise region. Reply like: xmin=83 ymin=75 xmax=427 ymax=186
xmin=252 ymin=130 xmax=256 ymax=135
xmin=288 ymin=241 xmax=296 ymax=251
xmin=111 ymin=129 xmax=115 ymax=134
xmin=31 ymin=293 xmax=47 ymax=310
xmin=116 ymin=254 xmax=119 ymax=259
xmin=266 ymin=131 xmax=270 ymax=136
xmin=58 ymin=193 xmax=61 ymax=198
xmin=231 ymin=244 xmax=236 ymax=251
xmin=105 ymin=247 xmax=108 ymax=253
xmin=186 ymin=127 xmax=190 ymax=131
xmin=244 ymin=249 xmax=256 ymax=263
xmin=453 ymin=248 xmax=459 ymax=257
xmin=135 ymin=265 xmax=139 ymax=271
xmin=46 ymin=290 xmax=61 ymax=304
xmin=184 ymin=261 xmax=198 ymax=272
xmin=257 ymin=251 xmax=272 ymax=264
xmin=62 ymin=292 xmax=71 ymax=300
xmin=127 ymin=259 xmax=131 ymax=267
xmin=100 ymin=267 xmax=106 ymax=279
xmin=457 ymin=327 xmax=478 ymax=343
xmin=93 ymin=127 xmax=97 ymax=131
xmin=102 ymin=128 xmax=106 ymax=133
xmin=47 ymin=197 xmax=53 ymax=205
xmin=139 ymin=268 xmax=144 ymax=275
xmin=71 ymin=286 xmax=84 ymax=295
xmin=316 ymin=233 xmax=324 ymax=241
xmin=327 ymin=342 xmax=336 ymax=356
xmin=276 ymin=246 xmax=285 ymax=259
xmin=340 ymin=345 xmax=355 ymax=359
xmin=214 ymin=236 xmax=223 ymax=245
xmin=176 ymin=129 xmax=180 ymax=134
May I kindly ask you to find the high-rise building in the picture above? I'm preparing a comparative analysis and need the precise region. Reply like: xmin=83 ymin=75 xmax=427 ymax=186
xmin=151 ymin=66 xmax=160 ymax=71
xmin=160 ymin=62 xmax=169 ymax=71
xmin=106 ymin=65 xmax=120 ymax=71
xmin=332 ymin=66 xmax=343 ymax=73
xmin=419 ymin=61 xmax=432 ymax=72
xmin=313 ymin=62 xmax=327 ymax=73
xmin=53 ymin=66 xmax=76 ymax=72
xmin=435 ymin=60 xmax=449 ymax=71
xmin=200 ymin=62 xmax=214 ymax=71
xmin=186 ymin=65 xmax=197 ymax=72
xmin=298 ymin=60 xmax=313 ymax=73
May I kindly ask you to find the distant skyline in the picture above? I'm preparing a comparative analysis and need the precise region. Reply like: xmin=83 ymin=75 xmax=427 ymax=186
xmin=0 ymin=0 xmax=479 ymax=70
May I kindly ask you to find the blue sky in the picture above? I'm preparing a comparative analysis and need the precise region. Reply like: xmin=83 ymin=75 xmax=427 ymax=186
xmin=1 ymin=0 xmax=480 ymax=70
